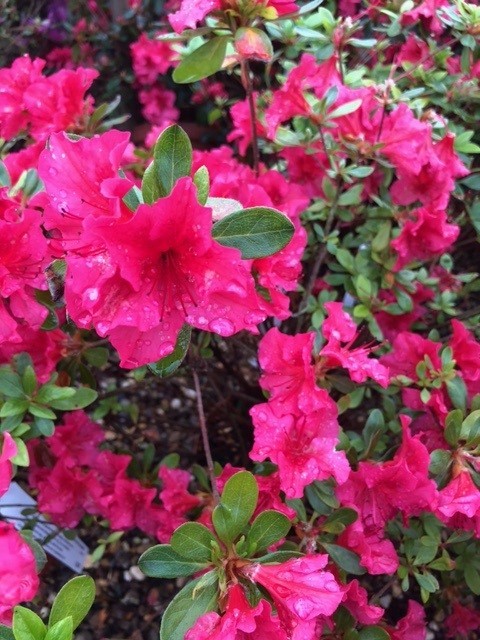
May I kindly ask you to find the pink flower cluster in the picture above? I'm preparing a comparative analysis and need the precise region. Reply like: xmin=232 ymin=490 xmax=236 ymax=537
xmin=169 ymin=0 xmax=298 ymax=34
xmin=28 ymin=411 xmax=201 ymax=540
xmin=381 ymin=321 xmax=480 ymax=536
xmin=0 ymin=185 xmax=52 ymax=345
xmin=231 ymin=53 xmax=467 ymax=270
xmin=187 ymin=556 xmax=345 ymax=640
xmin=0 ymin=522 xmax=39 ymax=625
xmin=37 ymin=130 xmax=308 ymax=368
xmin=0 ymin=55 xmax=97 ymax=142
xmin=250 ymin=302 xmax=388 ymax=499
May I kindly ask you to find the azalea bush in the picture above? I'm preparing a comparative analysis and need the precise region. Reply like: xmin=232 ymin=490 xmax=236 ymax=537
xmin=1 ymin=0 xmax=480 ymax=639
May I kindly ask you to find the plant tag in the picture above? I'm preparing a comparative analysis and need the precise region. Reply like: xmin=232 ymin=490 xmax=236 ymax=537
xmin=0 ymin=482 xmax=89 ymax=572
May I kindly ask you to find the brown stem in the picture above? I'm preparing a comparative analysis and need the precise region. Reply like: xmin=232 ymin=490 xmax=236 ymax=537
xmin=240 ymin=58 xmax=260 ymax=177
xmin=192 ymin=368 xmax=220 ymax=503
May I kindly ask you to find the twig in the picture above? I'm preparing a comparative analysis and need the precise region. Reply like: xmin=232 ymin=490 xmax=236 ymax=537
xmin=192 ymin=369 xmax=220 ymax=503
xmin=240 ymin=59 xmax=260 ymax=177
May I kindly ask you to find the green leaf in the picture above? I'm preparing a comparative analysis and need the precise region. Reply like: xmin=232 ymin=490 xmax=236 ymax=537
xmin=193 ymin=166 xmax=210 ymax=205
xmin=48 ymin=388 xmax=97 ymax=411
xmin=11 ymin=438 xmax=29 ymax=466
xmin=123 ymin=185 xmax=143 ymax=211
xmin=429 ymin=449 xmax=452 ymax=476
xmin=141 ymin=161 xmax=163 ymax=204
xmin=138 ymin=544 xmax=208 ymax=578
xmin=35 ymin=386 xmax=76 ymax=405
xmin=0 ymin=370 xmax=25 ymax=399
xmin=13 ymin=606 xmax=47 ymax=640
xmin=328 ymin=99 xmax=362 ymax=119
xmin=22 ymin=367 xmax=37 ymax=396
xmin=444 ymin=409 xmax=463 ymax=446
xmin=446 ymin=377 xmax=467 ymax=413
xmin=28 ymin=404 xmax=56 ymax=420
xmin=44 ymin=618 xmax=73 ymax=640
xmin=148 ymin=325 xmax=191 ymax=377
xmin=256 ymin=550 xmax=304 ymax=563
xmin=151 ymin=124 xmax=193 ymax=198
xmin=49 ymin=576 xmax=95 ymax=632
xmin=83 ymin=347 xmax=109 ymax=368
xmin=322 ymin=543 xmax=366 ymax=575
xmin=358 ymin=627 xmax=391 ymax=640
xmin=173 ymin=36 xmax=230 ymax=84
xmin=0 ymin=400 xmax=29 ymax=417
xmin=170 ymin=523 xmax=217 ymax=563
xmin=246 ymin=510 xmax=292 ymax=553
xmin=414 ymin=571 xmax=439 ymax=593
xmin=20 ymin=531 xmax=47 ymax=572
xmin=212 ymin=207 xmax=294 ymax=259
xmin=160 ymin=573 xmax=218 ymax=640
xmin=0 ymin=625 xmax=14 ymax=640
xmin=212 ymin=471 xmax=258 ymax=544
xmin=465 ymin=565 xmax=480 ymax=595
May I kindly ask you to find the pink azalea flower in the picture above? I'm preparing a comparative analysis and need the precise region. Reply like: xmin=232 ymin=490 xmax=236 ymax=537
xmin=400 ymin=0 xmax=450 ymax=35
xmin=396 ymin=35 xmax=433 ymax=69
xmin=436 ymin=470 xmax=480 ymax=521
xmin=48 ymin=410 xmax=105 ymax=467
xmin=159 ymin=466 xmax=202 ymax=516
xmin=0 ymin=325 xmax=66 ymax=383
xmin=242 ymin=555 xmax=344 ymax=623
xmin=257 ymin=328 xmax=318 ymax=414
xmin=131 ymin=33 xmax=176 ymax=85
xmin=337 ymin=518 xmax=399 ymax=575
xmin=186 ymin=584 xmax=288 ymax=639
xmin=38 ymin=129 xmax=134 ymax=252
xmin=317 ymin=302 xmax=390 ymax=388
xmin=342 ymin=579 xmax=384 ymax=625
xmin=387 ymin=600 xmax=427 ymax=640
xmin=99 ymin=477 xmax=157 ymax=531
xmin=34 ymin=459 xmax=102 ymax=528
xmin=138 ymin=86 xmax=179 ymax=126
xmin=169 ymin=0 xmax=220 ymax=33
xmin=250 ymin=401 xmax=349 ymax=498
xmin=0 ymin=522 xmax=40 ymax=625
xmin=380 ymin=332 xmax=441 ymax=381
xmin=0 ymin=202 xmax=50 ymax=342
xmin=65 ymin=177 xmax=265 ymax=367
xmin=337 ymin=416 xmax=438 ymax=529
xmin=449 ymin=320 xmax=480 ymax=397
xmin=0 ymin=433 xmax=17 ymax=499
xmin=391 ymin=207 xmax=460 ymax=271
xmin=0 ymin=55 xmax=46 ymax=139
xmin=445 ymin=602 xmax=480 ymax=639
xmin=265 ymin=54 xmax=341 ymax=138
xmin=24 ymin=67 xmax=98 ymax=141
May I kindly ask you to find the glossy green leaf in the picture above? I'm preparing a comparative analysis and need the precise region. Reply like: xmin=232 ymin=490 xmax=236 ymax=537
xmin=358 ymin=627 xmax=391 ymax=640
xmin=193 ymin=166 xmax=209 ymax=205
xmin=160 ymin=573 xmax=218 ymax=640
xmin=13 ymin=607 xmax=47 ymax=640
xmin=148 ymin=325 xmax=191 ymax=377
xmin=322 ymin=543 xmax=366 ymax=575
xmin=256 ymin=550 xmax=304 ymax=563
xmin=0 ymin=625 xmax=14 ymax=640
xmin=170 ymin=522 xmax=217 ymax=563
xmin=48 ymin=388 xmax=97 ymax=411
xmin=49 ymin=576 xmax=95 ymax=632
xmin=0 ymin=370 xmax=25 ymax=399
xmin=44 ymin=618 xmax=73 ymax=640
xmin=173 ymin=36 xmax=230 ymax=84
xmin=152 ymin=124 xmax=193 ymax=198
xmin=138 ymin=544 xmax=208 ymax=578
xmin=212 ymin=471 xmax=258 ymax=544
xmin=212 ymin=207 xmax=294 ymax=259
xmin=246 ymin=510 xmax=292 ymax=553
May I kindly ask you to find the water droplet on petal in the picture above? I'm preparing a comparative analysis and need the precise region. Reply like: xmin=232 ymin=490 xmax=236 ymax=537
xmin=59 ymin=189 xmax=67 ymax=198
xmin=48 ymin=167 xmax=58 ymax=177
xmin=209 ymin=318 xmax=235 ymax=335
xmin=86 ymin=287 xmax=99 ymax=301
xmin=292 ymin=598 xmax=316 ymax=620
